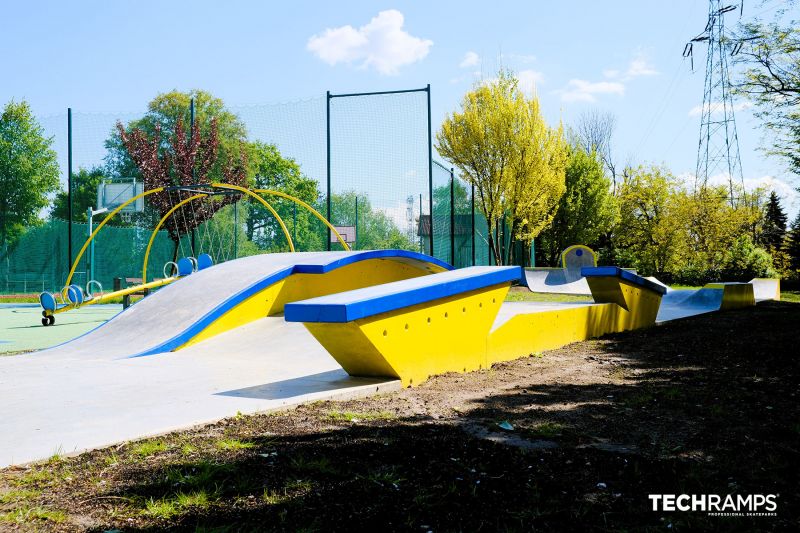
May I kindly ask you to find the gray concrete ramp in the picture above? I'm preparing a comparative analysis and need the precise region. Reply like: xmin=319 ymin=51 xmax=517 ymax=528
xmin=524 ymin=269 xmax=591 ymax=295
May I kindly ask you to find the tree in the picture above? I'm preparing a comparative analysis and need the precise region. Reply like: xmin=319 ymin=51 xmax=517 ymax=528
xmin=734 ymin=16 xmax=800 ymax=173
xmin=785 ymin=211 xmax=800 ymax=273
xmin=436 ymin=71 xmax=567 ymax=265
xmin=538 ymin=144 xmax=617 ymax=265
xmin=51 ymin=166 xmax=107 ymax=223
xmin=331 ymin=191 xmax=416 ymax=250
xmin=575 ymin=110 xmax=618 ymax=191
xmin=246 ymin=141 xmax=323 ymax=252
xmin=614 ymin=165 xmax=684 ymax=275
xmin=762 ymin=190 xmax=788 ymax=251
xmin=116 ymin=115 xmax=248 ymax=248
xmin=0 ymin=100 xmax=60 ymax=249
xmin=106 ymin=90 xmax=248 ymax=182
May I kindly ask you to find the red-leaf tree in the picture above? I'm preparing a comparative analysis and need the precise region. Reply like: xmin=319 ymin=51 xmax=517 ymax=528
xmin=116 ymin=118 xmax=247 ymax=247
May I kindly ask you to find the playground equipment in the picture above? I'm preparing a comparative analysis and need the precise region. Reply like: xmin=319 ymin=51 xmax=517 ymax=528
xmin=37 ymin=183 xmax=350 ymax=326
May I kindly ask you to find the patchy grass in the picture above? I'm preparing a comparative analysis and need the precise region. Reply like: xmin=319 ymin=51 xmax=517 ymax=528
xmin=0 ymin=506 xmax=67 ymax=524
xmin=505 ymin=290 xmax=592 ymax=303
xmin=131 ymin=440 xmax=169 ymax=457
xmin=326 ymin=410 xmax=395 ymax=422
xmin=0 ymin=301 xmax=797 ymax=531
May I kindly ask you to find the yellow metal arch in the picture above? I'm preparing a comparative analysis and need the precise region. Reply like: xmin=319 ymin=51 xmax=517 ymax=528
xmin=65 ymin=187 xmax=165 ymax=287
xmin=250 ymin=188 xmax=350 ymax=251
xmin=141 ymin=193 xmax=208 ymax=284
xmin=209 ymin=184 xmax=296 ymax=253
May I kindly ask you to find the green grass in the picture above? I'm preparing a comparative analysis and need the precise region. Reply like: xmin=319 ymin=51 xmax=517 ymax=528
xmin=505 ymin=291 xmax=593 ymax=303
xmin=142 ymin=489 xmax=214 ymax=519
xmin=781 ymin=290 xmax=800 ymax=303
xmin=0 ymin=489 xmax=40 ymax=504
xmin=214 ymin=438 xmax=255 ymax=451
xmin=132 ymin=440 xmax=169 ymax=457
xmin=326 ymin=410 xmax=395 ymax=422
xmin=528 ymin=421 xmax=565 ymax=438
xmin=0 ymin=506 xmax=67 ymax=524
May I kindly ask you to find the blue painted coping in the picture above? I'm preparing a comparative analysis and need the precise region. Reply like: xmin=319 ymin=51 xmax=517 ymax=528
xmin=581 ymin=266 xmax=667 ymax=296
xmin=284 ymin=265 xmax=523 ymax=324
xmin=130 ymin=250 xmax=454 ymax=357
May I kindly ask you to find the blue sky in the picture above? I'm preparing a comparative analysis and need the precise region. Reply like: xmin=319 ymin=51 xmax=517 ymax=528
xmin=2 ymin=0 xmax=797 ymax=216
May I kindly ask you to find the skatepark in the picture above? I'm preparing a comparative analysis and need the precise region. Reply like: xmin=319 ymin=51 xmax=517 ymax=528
xmin=0 ymin=232 xmax=779 ymax=467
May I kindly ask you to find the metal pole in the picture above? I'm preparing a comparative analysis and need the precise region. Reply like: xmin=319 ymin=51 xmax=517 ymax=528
xmin=426 ymin=84 xmax=434 ymax=259
xmin=326 ymin=90 xmax=332 ymax=251
xmin=449 ymin=168 xmax=455 ymax=266
xmin=354 ymin=196 xmax=358 ymax=250
xmin=471 ymin=183 xmax=476 ymax=266
xmin=190 ymin=97 xmax=196 ymax=255
xmin=67 ymin=108 xmax=73 ymax=268
xmin=87 ymin=206 xmax=93 ymax=282
xmin=419 ymin=194 xmax=423 ymax=253
xmin=292 ymin=202 xmax=297 ymax=248
xmin=233 ymin=200 xmax=238 ymax=258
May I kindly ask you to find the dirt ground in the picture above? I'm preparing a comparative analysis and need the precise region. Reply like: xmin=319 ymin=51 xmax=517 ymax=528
xmin=1 ymin=300 xmax=798 ymax=532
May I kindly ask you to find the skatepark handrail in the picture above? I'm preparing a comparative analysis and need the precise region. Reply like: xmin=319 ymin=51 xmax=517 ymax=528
xmin=582 ymin=267 xmax=668 ymax=295
xmin=284 ymin=266 xmax=523 ymax=323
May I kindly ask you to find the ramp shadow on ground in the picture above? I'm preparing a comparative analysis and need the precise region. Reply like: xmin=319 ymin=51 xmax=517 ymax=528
xmin=215 ymin=370 xmax=394 ymax=401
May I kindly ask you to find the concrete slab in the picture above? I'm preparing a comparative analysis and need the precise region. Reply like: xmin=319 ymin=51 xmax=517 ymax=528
xmin=0 ymin=317 xmax=399 ymax=467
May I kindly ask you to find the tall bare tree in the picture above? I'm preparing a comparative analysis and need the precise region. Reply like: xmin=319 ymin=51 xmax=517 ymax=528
xmin=576 ymin=110 xmax=618 ymax=192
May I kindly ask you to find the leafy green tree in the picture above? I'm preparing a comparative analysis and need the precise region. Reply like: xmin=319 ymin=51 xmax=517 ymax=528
xmin=614 ymin=165 xmax=683 ymax=275
xmin=734 ymin=17 xmax=800 ymax=173
xmin=762 ymin=191 xmax=788 ymax=251
xmin=0 ymin=100 xmax=60 ymax=249
xmin=51 ymin=166 xmax=107 ymax=223
xmin=538 ymin=144 xmax=617 ymax=265
xmin=785 ymin=211 xmax=800 ymax=274
xmin=105 ymin=89 xmax=248 ymax=183
xmin=436 ymin=71 xmax=567 ymax=264
xmin=245 ymin=141 xmax=323 ymax=252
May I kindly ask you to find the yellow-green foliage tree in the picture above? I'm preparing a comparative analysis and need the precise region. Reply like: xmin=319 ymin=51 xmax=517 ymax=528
xmin=436 ymin=72 xmax=567 ymax=265
xmin=615 ymin=165 xmax=684 ymax=274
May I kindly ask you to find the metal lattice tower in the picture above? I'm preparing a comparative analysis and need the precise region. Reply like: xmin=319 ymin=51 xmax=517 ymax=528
xmin=685 ymin=0 xmax=745 ymax=206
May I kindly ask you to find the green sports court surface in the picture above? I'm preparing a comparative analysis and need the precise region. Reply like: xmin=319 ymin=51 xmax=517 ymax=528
xmin=0 ymin=304 xmax=121 ymax=354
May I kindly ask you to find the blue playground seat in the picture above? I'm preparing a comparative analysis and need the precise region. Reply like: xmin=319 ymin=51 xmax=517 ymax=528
xmin=197 ymin=253 xmax=214 ymax=271
xmin=177 ymin=257 xmax=194 ymax=277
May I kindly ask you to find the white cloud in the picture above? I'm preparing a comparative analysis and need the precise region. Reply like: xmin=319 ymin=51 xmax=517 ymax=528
xmin=559 ymin=79 xmax=625 ymax=103
xmin=459 ymin=51 xmax=480 ymax=68
xmin=624 ymin=55 xmax=658 ymax=79
xmin=688 ymin=101 xmax=753 ymax=117
xmin=603 ymin=69 xmax=620 ymax=79
xmin=307 ymin=10 xmax=432 ymax=75
xmin=517 ymin=69 xmax=545 ymax=95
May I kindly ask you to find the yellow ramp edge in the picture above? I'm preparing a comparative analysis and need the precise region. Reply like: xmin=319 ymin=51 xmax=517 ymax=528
xmin=181 ymin=258 xmax=446 ymax=349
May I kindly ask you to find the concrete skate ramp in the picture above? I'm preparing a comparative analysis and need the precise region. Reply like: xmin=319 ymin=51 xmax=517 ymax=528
xmin=37 ymin=250 xmax=451 ymax=360
xmin=524 ymin=268 xmax=591 ymax=295
xmin=750 ymin=278 xmax=780 ymax=302
xmin=656 ymin=282 xmax=758 ymax=322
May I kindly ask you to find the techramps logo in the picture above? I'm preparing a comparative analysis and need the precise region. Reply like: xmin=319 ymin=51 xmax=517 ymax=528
xmin=649 ymin=494 xmax=778 ymax=517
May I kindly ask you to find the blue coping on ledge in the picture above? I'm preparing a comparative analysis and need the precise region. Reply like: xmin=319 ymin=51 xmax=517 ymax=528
xmin=581 ymin=266 xmax=667 ymax=296
xmin=285 ymin=266 xmax=524 ymax=323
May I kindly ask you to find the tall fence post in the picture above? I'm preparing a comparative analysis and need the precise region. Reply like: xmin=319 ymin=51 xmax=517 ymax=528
xmin=426 ymin=84 xmax=434 ymax=258
xmin=190 ymin=97 xmax=196 ymax=255
xmin=326 ymin=90 xmax=332 ymax=251
xmin=471 ymin=183 xmax=476 ymax=266
xmin=67 ymin=108 xmax=73 ymax=268
xmin=449 ymin=167 xmax=455 ymax=266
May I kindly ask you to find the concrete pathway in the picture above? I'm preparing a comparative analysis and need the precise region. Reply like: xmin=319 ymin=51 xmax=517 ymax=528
xmin=0 ymin=318 xmax=398 ymax=467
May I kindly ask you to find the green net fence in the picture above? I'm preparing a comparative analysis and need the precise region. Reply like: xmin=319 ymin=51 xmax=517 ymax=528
xmin=1 ymin=88 xmax=533 ymax=295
